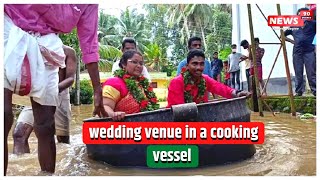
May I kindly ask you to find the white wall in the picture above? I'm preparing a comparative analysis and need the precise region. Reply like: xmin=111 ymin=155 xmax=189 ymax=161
xmin=232 ymin=4 xmax=305 ymax=82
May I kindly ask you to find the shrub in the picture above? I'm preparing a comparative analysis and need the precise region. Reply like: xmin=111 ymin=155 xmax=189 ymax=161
xmin=248 ymin=96 xmax=316 ymax=115
xmin=70 ymin=79 xmax=93 ymax=105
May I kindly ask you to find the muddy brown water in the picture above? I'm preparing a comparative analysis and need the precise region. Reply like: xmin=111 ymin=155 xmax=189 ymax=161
xmin=6 ymin=104 xmax=316 ymax=176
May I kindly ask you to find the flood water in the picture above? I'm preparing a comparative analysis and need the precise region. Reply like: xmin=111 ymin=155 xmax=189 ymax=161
xmin=6 ymin=105 xmax=316 ymax=176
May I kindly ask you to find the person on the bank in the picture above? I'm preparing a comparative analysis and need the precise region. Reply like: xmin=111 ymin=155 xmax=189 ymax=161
xmin=240 ymin=38 xmax=267 ymax=95
xmin=240 ymin=40 xmax=252 ymax=91
xmin=111 ymin=38 xmax=151 ymax=82
xmin=211 ymin=51 xmax=223 ymax=81
xmin=167 ymin=49 xmax=251 ymax=107
xmin=223 ymin=61 xmax=231 ymax=87
xmin=284 ymin=7 xmax=316 ymax=96
xmin=103 ymin=50 xmax=160 ymax=121
xmin=176 ymin=36 xmax=213 ymax=78
xmin=241 ymin=45 xmax=251 ymax=91
xmin=4 ymin=4 xmax=107 ymax=175
xmin=227 ymin=44 xmax=243 ymax=90
xmin=12 ymin=45 xmax=76 ymax=154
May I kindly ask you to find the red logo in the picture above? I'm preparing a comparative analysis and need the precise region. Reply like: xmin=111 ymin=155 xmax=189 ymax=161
xmin=267 ymin=15 xmax=304 ymax=27
xmin=299 ymin=10 xmax=314 ymax=20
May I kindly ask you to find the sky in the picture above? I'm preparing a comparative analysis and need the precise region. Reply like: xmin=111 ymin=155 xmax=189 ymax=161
xmin=99 ymin=2 xmax=146 ymax=18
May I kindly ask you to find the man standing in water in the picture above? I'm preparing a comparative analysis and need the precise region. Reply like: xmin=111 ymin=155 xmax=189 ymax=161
xmin=4 ymin=4 xmax=107 ymax=175
xmin=12 ymin=45 xmax=76 ymax=154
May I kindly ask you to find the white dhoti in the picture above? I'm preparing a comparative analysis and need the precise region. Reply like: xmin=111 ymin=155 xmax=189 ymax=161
xmin=4 ymin=14 xmax=65 ymax=106
xmin=55 ymin=89 xmax=71 ymax=136
xmin=17 ymin=89 xmax=71 ymax=136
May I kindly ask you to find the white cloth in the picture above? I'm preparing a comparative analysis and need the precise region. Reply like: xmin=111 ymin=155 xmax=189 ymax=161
xmin=4 ymin=14 xmax=65 ymax=106
xmin=111 ymin=59 xmax=152 ymax=82
xmin=16 ymin=107 xmax=34 ymax=127
xmin=16 ymin=89 xmax=71 ymax=136
xmin=244 ymin=51 xmax=251 ymax=69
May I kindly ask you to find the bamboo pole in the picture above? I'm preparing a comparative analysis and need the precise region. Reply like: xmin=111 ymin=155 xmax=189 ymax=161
xmin=276 ymin=4 xmax=296 ymax=116
xmin=260 ymin=94 xmax=290 ymax=98
xmin=261 ymin=98 xmax=276 ymax=116
xmin=247 ymin=4 xmax=264 ymax=117
xmin=261 ymin=45 xmax=282 ymax=93
xmin=259 ymin=43 xmax=282 ymax=45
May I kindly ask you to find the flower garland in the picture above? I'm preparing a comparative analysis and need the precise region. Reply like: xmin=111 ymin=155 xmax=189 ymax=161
xmin=114 ymin=69 xmax=160 ymax=112
xmin=181 ymin=67 xmax=206 ymax=104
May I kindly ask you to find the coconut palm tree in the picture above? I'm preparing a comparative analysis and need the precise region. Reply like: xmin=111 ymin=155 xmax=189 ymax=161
xmin=183 ymin=4 xmax=213 ymax=51
xmin=144 ymin=43 xmax=168 ymax=72
xmin=167 ymin=4 xmax=190 ymax=45
xmin=167 ymin=4 xmax=213 ymax=50
xmin=114 ymin=8 xmax=150 ymax=52
xmin=98 ymin=44 xmax=122 ymax=72
xmin=98 ymin=10 xmax=121 ymax=47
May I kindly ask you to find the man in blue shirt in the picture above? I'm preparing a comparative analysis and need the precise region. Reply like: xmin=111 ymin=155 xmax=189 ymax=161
xmin=285 ymin=7 xmax=316 ymax=96
xmin=211 ymin=52 xmax=223 ymax=81
xmin=176 ymin=36 xmax=212 ymax=77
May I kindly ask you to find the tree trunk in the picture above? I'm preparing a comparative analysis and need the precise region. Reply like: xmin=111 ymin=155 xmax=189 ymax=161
xmin=200 ymin=25 xmax=207 ymax=51
xmin=183 ymin=15 xmax=190 ymax=40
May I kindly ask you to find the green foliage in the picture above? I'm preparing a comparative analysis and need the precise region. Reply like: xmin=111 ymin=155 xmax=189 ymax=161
xmin=144 ymin=43 xmax=168 ymax=71
xmin=219 ymin=47 xmax=232 ymax=61
xmin=218 ymin=47 xmax=232 ymax=81
xmin=254 ymin=96 xmax=316 ymax=115
xmin=54 ymin=5 xmax=233 ymax=74
xmin=98 ymin=44 xmax=122 ymax=72
xmin=211 ymin=10 xmax=232 ymax=49
xmin=158 ymin=97 xmax=167 ymax=102
xmin=205 ymin=5 xmax=232 ymax=58
xmin=96 ymin=5 xmax=232 ymax=72
xmin=163 ymin=4 xmax=232 ymax=62
xmin=60 ymin=29 xmax=81 ymax=55
xmin=118 ymin=8 xmax=150 ymax=52
xmin=143 ymin=5 xmax=171 ymax=56
xmin=161 ymin=62 xmax=176 ymax=77
xmin=169 ymin=28 xmax=188 ymax=65
xmin=59 ymin=29 xmax=85 ymax=71
xmin=98 ymin=10 xmax=120 ymax=47
xmin=70 ymin=80 xmax=93 ymax=105
xmin=171 ymin=70 xmax=177 ymax=77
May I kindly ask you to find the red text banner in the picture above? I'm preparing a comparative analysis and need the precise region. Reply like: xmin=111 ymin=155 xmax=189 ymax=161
xmin=267 ymin=15 xmax=304 ymax=27
xmin=83 ymin=122 xmax=265 ymax=144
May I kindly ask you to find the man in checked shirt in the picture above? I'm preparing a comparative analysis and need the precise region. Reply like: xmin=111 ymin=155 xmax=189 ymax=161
xmin=241 ymin=38 xmax=266 ymax=96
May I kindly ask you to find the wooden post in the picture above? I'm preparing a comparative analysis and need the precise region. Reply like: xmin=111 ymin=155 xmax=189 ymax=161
xmin=276 ymin=4 xmax=296 ymax=116
xmin=247 ymin=4 xmax=264 ymax=116
xmin=250 ymin=75 xmax=259 ymax=112
xmin=74 ymin=55 xmax=81 ymax=106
